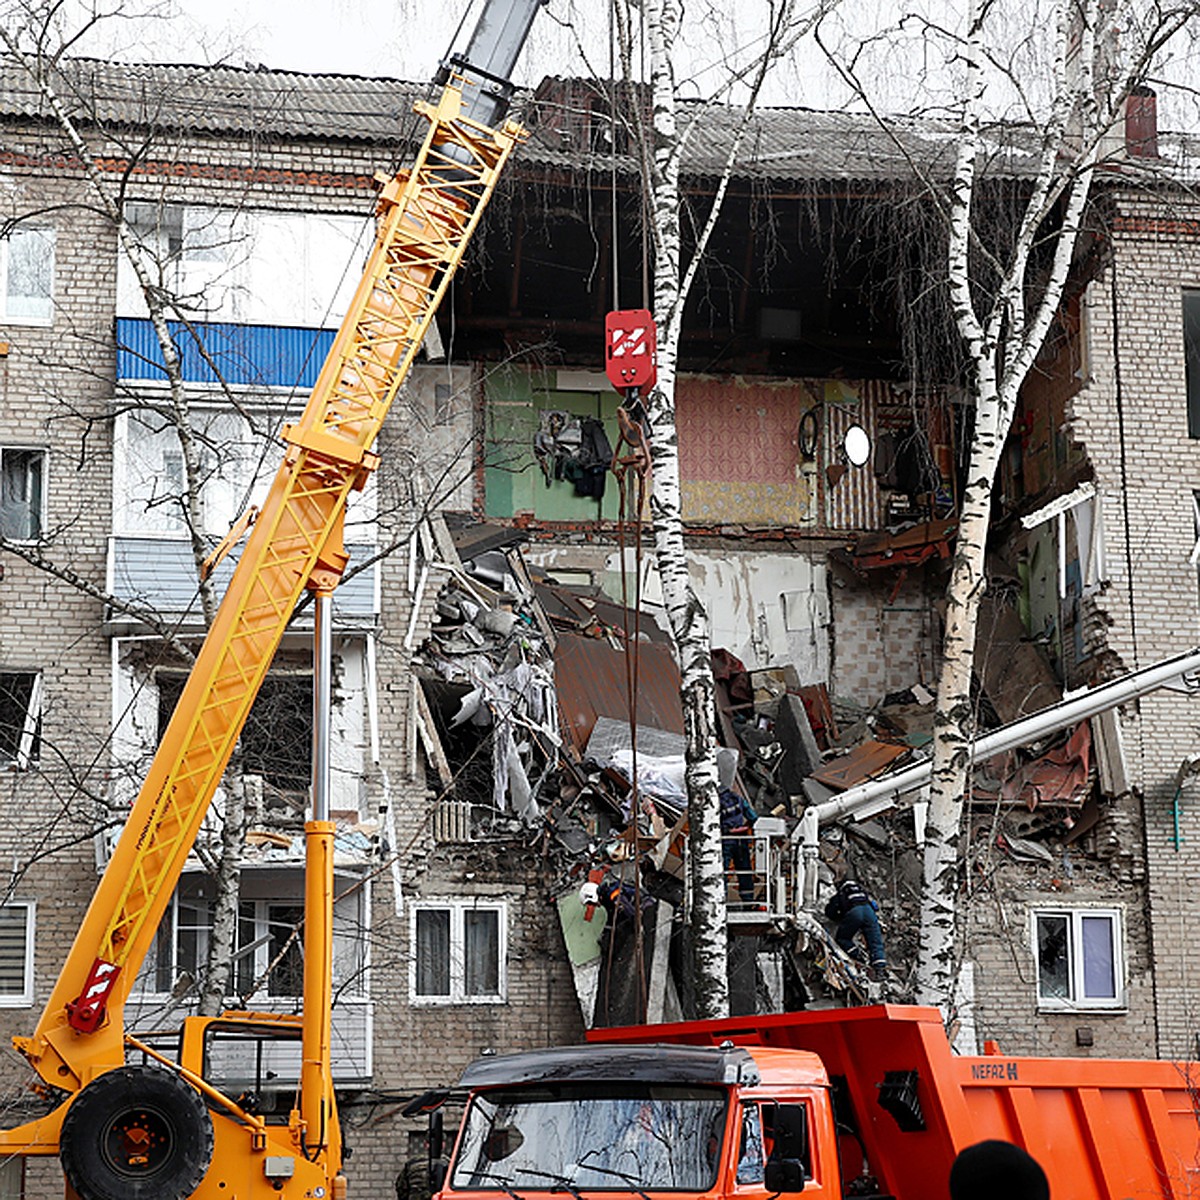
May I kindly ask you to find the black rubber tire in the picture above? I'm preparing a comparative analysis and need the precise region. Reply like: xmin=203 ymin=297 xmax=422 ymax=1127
xmin=60 ymin=1064 xmax=215 ymax=1200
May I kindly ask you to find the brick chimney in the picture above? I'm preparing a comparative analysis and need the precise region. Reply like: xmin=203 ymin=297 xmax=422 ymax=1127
xmin=1125 ymin=86 xmax=1158 ymax=158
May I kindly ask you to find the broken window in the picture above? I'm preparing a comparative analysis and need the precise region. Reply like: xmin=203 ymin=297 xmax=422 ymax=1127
xmin=0 ymin=902 xmax=34 ymax=1005
xmin=0 ymin=226 xmax=54 ymax=323
xmin=411 ymin=900 xmax=505 ymax=1004
xmin=141 ymin=872 xmax=366 ymax=1001
xmin=0 ymin=671 xmax=41 ymax=768
xmin=1186 ymin=291 xmax=1200 ymax=438
xmin=1033 ymin=907 xmax=1123 ymax=1010
xmin=157 ymin=671 xmax=312 ymax=793
xmin=0 ymin=448 xmax=45 ymax=541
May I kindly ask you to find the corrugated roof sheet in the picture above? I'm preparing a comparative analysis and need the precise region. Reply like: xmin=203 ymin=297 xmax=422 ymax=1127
xmin=1 ymin=59 xmax=1197 ymax=185
xmin=0 ymin=57 xmax=422 ymax=143
xmin=554 ymin=631 xmax=683 ymax=757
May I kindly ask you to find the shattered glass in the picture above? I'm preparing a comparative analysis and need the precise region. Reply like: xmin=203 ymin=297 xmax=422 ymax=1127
xmin=1036 ymin=914 xmax=1069 ymax=1000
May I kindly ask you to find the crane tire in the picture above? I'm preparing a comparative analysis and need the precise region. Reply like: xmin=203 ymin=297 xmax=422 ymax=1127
xmin=60 ymin=1063 xmax=214 ymax=1200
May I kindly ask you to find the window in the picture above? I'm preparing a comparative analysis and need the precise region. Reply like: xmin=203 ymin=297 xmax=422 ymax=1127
xmin=0 ymin=902 xmax=34 ymax=1006
xmin=0 ymin=671 xmax=41 ymax=768
xmin=0 ymin=1156 xmax=23 ymax=1200
xmin=1033 ymin=907 xmax=1124 ymax=1010
xmin=142 ymin=873 xmax=365 ymax=1001
xmin=115 ymin=406 xmax=376 ymax=541
xmin=736 ymin=1104 xmax=766 ymax=1184
xmin=0 ymin=448 xmax=45 ymax=540
xmin=737 ymin=1103 xmax=813 ymax=1188
xmin=411 ymin=900 xmax=505 ymax=1004
xmin=119 ymin=203 xmax=367 ymax=328
xmin=452 ymin=1083 xmax=725 ymax=1191
xmin=0 ymin=226 xmax=54 ymax=323
xmin=1187 ymin=291 xmax=1200 ymax=438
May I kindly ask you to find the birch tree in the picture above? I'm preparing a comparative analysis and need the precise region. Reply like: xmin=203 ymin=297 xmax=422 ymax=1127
xmin=608 ymin=0 xmax=836 ymax=1016
xmin=817 ymin=0 xmax=1199 ymax=1007
xmin=920 ymin=0 xmax=1199 ymax=1007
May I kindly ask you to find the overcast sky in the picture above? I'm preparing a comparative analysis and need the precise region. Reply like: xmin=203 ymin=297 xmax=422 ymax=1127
xmin=69 ymin=0 xmax=1200 ymax=131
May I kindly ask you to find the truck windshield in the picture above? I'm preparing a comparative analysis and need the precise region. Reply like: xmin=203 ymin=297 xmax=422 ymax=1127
xmin=451 ymin=1083 xmax=728 ymax=1192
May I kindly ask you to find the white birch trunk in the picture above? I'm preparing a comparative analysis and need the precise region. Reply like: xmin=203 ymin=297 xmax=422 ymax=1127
xmin=644 ymin=0 xmax=728 ymax=1018
xmin=635 ymin=0 xmax=819 ymax=1016
xmin=916 ymin=0 xmax=1106 ymax=1007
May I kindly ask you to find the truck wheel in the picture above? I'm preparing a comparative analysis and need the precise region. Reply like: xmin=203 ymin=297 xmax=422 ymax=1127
xmin=60 ymin=1064 xmax=214 ymax=1200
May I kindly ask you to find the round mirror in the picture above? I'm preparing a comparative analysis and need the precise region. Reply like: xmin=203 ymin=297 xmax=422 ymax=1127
xmin=843 ymin=424 xmax=871 ymax=468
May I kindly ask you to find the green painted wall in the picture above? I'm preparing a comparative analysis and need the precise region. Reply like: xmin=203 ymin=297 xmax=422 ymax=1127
xmin=485 ymin=368 xmax=623 ymax=522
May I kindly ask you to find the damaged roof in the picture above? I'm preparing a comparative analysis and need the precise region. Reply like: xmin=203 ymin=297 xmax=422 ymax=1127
xmin=4 ymin=59 xmax=1196 ymax=185
xmin=555 ymin=631 xmax=684 ymax=756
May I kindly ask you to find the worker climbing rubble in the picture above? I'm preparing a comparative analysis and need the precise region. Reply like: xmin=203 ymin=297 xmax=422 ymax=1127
xmin=824 ymin=875 xmax=887 ymax=980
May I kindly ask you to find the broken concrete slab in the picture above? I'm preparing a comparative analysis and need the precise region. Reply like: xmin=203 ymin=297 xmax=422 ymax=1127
xmin=775 ymin=692 xmax=823 ymax=793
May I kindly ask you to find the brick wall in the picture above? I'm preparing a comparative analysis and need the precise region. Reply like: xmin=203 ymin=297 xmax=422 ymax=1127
xmin=1060 ymin=189 xmax=1200 ymax=1057
xmin=0 ymin=110 xmax=584 ymax=1200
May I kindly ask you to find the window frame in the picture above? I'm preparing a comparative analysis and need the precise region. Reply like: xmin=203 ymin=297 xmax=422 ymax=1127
xmin=1032 ymin=905 xmax=1125 ymax=1012
xmin=113 ymin=406 xmax=376 ymax=543
xmin=138 ymin=873 xmax=368 ymax=1002
xmin=0 ymin=225 xmax=54 ymax=326
xmin=0 ymin=669 xmax=42 ymax=769
xmin=0 ymin=446 xmax=47 ymax=542
xmin=0 ymin=901 xmax=35 ymax=1007
xmin=409 ymin=899 xmax=507 ymax=1006
xmin=1185 ymin=290 xmax=1200 ymax=439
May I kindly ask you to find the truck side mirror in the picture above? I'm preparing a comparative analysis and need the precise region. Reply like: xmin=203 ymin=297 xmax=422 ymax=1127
xmin=430 ymin=1159 xmax=448 ymax=1193
xmin=430 ymin=1109 xmax=445 ymax=1161
xmin=764 ymin=1104 xmax=809 ymax=1193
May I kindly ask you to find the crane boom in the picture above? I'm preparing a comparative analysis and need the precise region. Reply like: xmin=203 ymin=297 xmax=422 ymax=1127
xmin=1 ymin=3 xmax=542 ymax=1197
xmin=37 ymin=79 xmax=524 ymax=1064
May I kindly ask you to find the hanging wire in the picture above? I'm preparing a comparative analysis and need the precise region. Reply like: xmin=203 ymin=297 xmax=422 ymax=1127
xmin=609 ymin=0 xmax=620 ymax=313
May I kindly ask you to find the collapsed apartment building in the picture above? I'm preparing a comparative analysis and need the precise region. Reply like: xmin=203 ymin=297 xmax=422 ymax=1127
xmin=0 ymin=55 xmax=1199 ymax=1198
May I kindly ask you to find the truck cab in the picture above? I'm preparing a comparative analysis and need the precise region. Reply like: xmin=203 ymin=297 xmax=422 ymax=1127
xmin=442 ymin=1044 xmax=844 ymax=1200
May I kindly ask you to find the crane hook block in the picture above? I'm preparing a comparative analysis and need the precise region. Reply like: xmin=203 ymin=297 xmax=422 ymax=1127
xmin=66 ymin=957 xmax=122 ymax=1033
xmin=605 ymin=309 xmax=657 ymax=393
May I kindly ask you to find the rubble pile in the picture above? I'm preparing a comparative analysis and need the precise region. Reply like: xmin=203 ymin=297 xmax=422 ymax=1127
xmin=410 ymin=519 xmax=1110 ymax=1026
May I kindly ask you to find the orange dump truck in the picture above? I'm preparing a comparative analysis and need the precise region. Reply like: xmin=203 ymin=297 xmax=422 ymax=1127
xmin=435 ymin=1005 xmax=1200 ymax=1200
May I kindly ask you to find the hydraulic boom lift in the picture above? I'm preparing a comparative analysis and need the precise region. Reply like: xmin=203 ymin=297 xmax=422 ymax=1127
xmin=0 ymin=3 xmax=541 ymax=1198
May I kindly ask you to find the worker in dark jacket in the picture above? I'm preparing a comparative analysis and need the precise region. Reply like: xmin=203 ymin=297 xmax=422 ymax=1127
xmin=824 ymin=878 xmax=886 ymax=977
xmin=719 ymin=787 xmax=759 ymax=904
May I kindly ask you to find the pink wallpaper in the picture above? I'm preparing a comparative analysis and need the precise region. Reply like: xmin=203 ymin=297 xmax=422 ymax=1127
xmin=678 ymin=377 xmax=805 ymax=484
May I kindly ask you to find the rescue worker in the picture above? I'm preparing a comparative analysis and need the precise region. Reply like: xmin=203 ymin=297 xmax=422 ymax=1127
xmin=719 ymin=786 xmax=759 ymax=904
xmin=949 ymin=1140 xmax=1050 ymax=1200
xmin=824 ymin=877 xmax=886 ymax=979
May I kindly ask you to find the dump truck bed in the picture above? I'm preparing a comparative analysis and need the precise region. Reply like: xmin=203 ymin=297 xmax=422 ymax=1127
xmin=589 ymin=1004 xmax=1200 ymax=1200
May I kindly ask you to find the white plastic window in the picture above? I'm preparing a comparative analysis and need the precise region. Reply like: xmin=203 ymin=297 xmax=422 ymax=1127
xmin=0 ymin=227 xmax=54 ymax=323
xmin=1033 ymin=907 xmax=1124 ymax=1010
xmin=141 ymin=874 xmax=366 ymax=1000
xmin=0 ymin=903 xmax=34 ymax=1006
xmin=411 ymin=900 xmax=506 ymax=1004
xmin=0 ymin=448 xmax=45 ymax=541
xmin=0 ymin=671 xmax=41 ymax=768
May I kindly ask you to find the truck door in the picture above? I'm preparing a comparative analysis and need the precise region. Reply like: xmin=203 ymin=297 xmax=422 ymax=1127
xmin=734 ymin=1100 xmax=832 ymax=1199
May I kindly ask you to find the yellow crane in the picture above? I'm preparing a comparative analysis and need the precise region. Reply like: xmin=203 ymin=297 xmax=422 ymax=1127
xmin=0 ymin=3 xmax=541 ymax=1196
